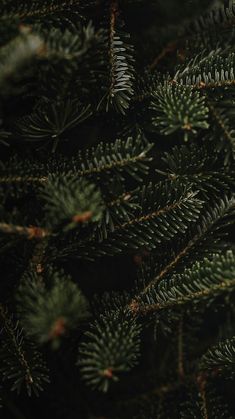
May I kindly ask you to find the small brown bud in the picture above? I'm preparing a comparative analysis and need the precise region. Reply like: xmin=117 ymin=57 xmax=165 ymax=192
xmin=133 ymin=254 xmax=143 ymax=265
xmin=72 ymin=211 xmax=93 ymax=223
xmin=102 ymin=368 xmax=113 ymax=379
xmin=49 ymin=317 xmax=66 ymax=340
xmin=28 ymin=227 xmax=48 ymax=239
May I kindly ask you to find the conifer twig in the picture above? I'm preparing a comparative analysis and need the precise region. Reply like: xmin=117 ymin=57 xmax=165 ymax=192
xmin=0 ymin=176 xmax=47 ymax=184
xmin=0 ymin=305 xmax=34 ymax=387
xmin=197 ymin=374 xmax=209 ymax=419
xmin=149 ymin=41 xmax=178 ymax=70
xmin=0 ymin=223 xmax=50 ymax=239
xmin=8 ymin=1 xmax=81 ymax=19
xmin=129 ymin=278 xmax=235 ymax=315
xmin=177 ymin=315 xmax=185 ymax=381
xmin=208 ymin=102 xmax=234 ymax=147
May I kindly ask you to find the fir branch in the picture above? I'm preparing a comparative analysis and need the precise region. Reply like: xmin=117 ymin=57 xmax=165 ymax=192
xmin=97 ymin=189 xmax=140 ymax=241
xmin=0 ymin=0 xmax=82 ymax=20
xmin=78 ymin=309 xmax=141 ymax=392
xmin=0 ymin=305 xmax=49 ymax=396
xmin=127 ymin=194 xmax=235 ymax=314
xmin=174 ymin=50 xmax=235 ymax=91
xmin=49 ymin=136 xmax=153 ymax=181
xmin=40 ymin=22 xmax=102 ymax=62
xmin=0 ymin=137 xmax=153 ymax=187
xmin=208 ymin=103 xmax=234 ymax=146
xmin=199 ymin=336 xmax=235 ymax=377
xmin=0 ymin=305 xmax=33 ymax=388
xmin=208 ymin=102 xmax=235 ymax=165
xmin=150 ymin=83 xmax=209 ymax=140
xmin=160 ymin=143 xmax=235 ymax=195
xmin=134 ymin=195 xmax=235 ymax=297
xmin=16 ymin=99 xmax=92 ymax=151
xmin=189 ymin=0 xmax=235 ymax=35
xmin=132 ymin=71 xmax=160 ymax=103
xmin=114 ymin=181 xmax=201 ymax=233
xmin=130 ymin=251 xmax=235 ymax=315
xmin=17 ymin=268 xmax=89 ymax=348
xmin=40 ymin=175 xmax=104 ymax=231
xmin=98 ymin=0 xmax=134 ymax=114
xmin=78 ymin=180 xmax=203 ymax=258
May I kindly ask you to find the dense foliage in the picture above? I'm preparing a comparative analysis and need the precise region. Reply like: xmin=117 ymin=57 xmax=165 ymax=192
xmin=0 ymin=0 xmax=235 ymax=418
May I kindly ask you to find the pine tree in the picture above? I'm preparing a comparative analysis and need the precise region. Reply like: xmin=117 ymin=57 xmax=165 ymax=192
xmin=0 ymin=0 xmax=235 ymax=418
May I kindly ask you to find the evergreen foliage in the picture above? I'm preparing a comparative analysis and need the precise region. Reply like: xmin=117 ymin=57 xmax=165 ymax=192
xmin=78 ymin=309 xmax=141 ymax=392
xmin=150 ymin=83 xmax=209 ymax=141
xmin=0 ymin=0 xmax=235 ymax=418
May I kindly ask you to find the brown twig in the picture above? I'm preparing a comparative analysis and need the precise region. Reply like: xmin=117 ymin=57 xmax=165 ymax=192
xmin=197 ymin=374 xmax=209 ymax=419
xmin=149 ymin=41 xmax=178 ymax=71
xmin=178 ymin=315 xmax=185 ymax=381
xmin=0 ymin=222 xmax=50 ymax=239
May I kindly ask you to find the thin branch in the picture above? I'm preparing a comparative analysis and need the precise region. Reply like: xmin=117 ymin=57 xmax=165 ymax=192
xmin=116 ymin=197 xmax=190 ymax=231
xmin=208 ymin=102 xmax=234 ymax=147
xmin=0 ymin=176 xmax=47 ymax=184
xmin=192 ymin=79 xmax=235 ymax=90
xmin=10 ymin=1 xmax=81 ymax=19
xmin=109 ymin=0 xmax=119 ymax=96
xmin=177 ymin=315 xmax=185 ymax=381
xmin=136 ymin=237 xmax=198 ymax=297
xmin=129 ymin=278 xmax=235 ymax=315
xmin=0 ymin=150 xmax=148 ymax=184
xmin=0 ymin=223 xmax=50 ymax=239
xmin=30 ymin=239 xmax=48 ymax=274
xmin=197 ymin=374 xmax=209 ymax=419
xmin=149 ymin=41 xmax=178 ymax=71
xmin=128 ymin=223 xmax=210 ymax=309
